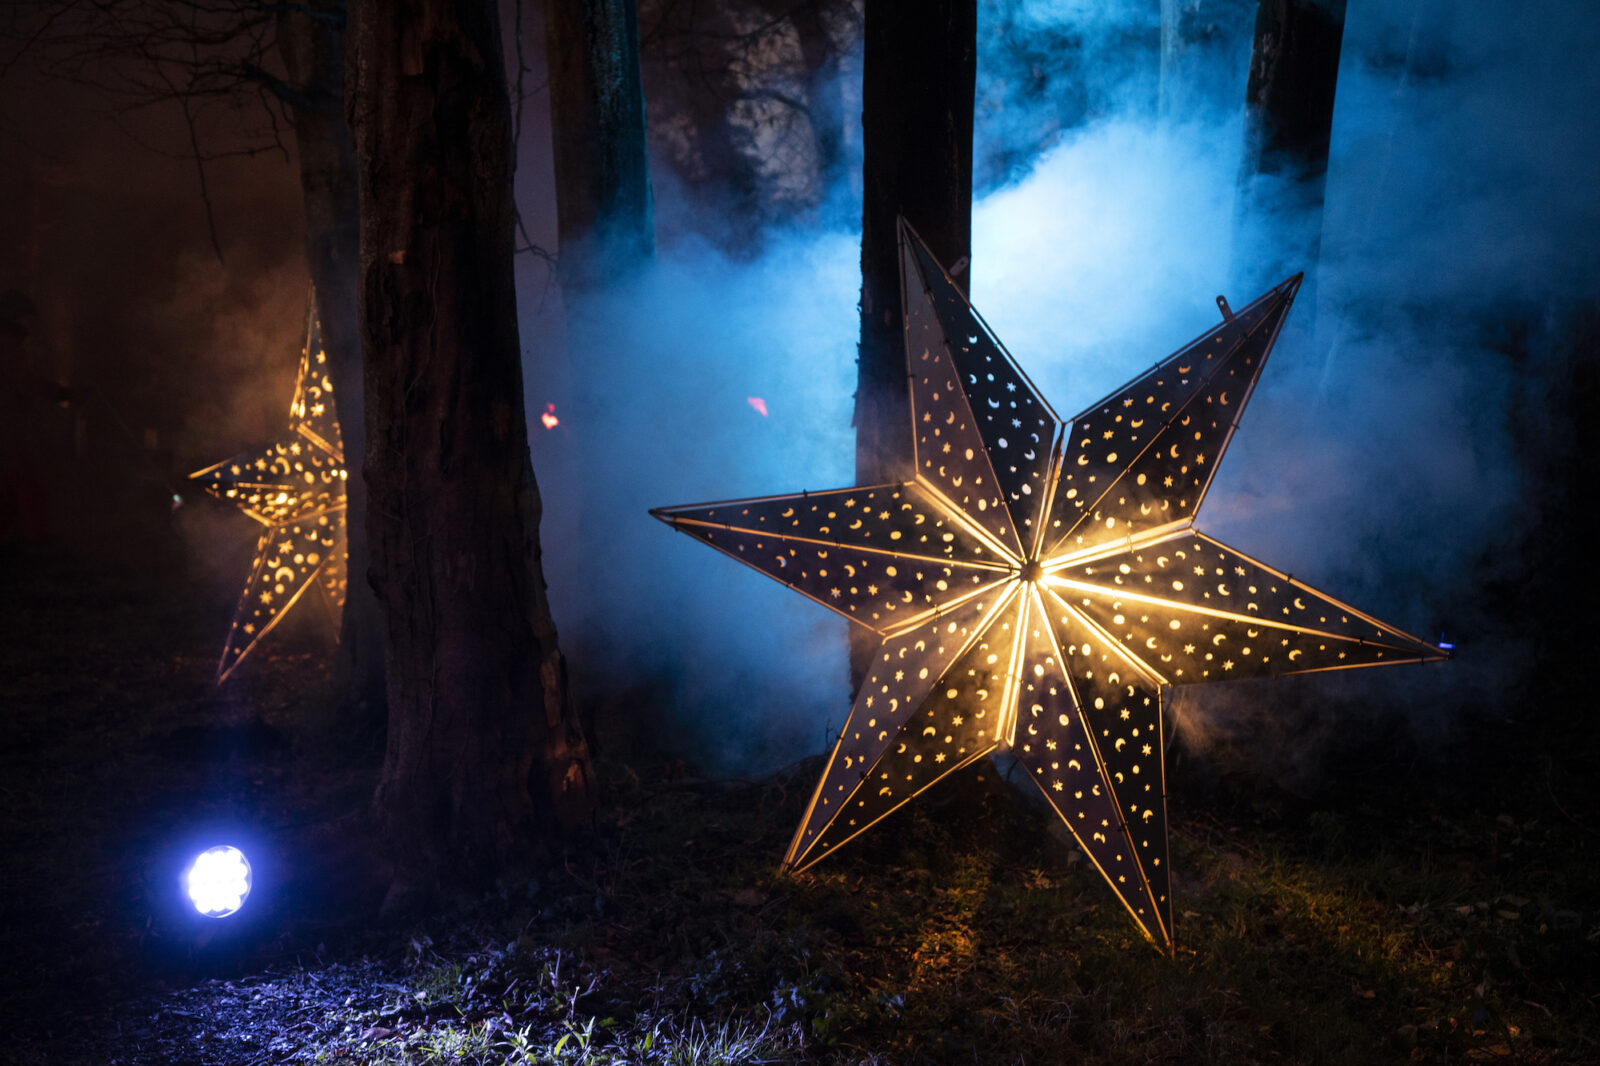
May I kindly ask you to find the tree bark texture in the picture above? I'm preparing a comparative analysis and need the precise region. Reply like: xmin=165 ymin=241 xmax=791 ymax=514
xmin=346 ymin=0 xmax=594 ymax=896
xmin=1235 ymin=0 xmax=1346 ymax=292
xmin=276 ymin=2 xmax=386 ymax=722
xmin=852 ymin=0 xmax=975 ymax=687
xmin=543 ymin=0 xmax=653 ymax=290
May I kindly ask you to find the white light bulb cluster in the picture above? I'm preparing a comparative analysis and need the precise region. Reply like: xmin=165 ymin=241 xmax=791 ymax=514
xmin=185 ymin=845 xmax=252 ymax=917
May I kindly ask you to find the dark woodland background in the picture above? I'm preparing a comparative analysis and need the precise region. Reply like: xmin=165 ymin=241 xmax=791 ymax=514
xmin=1 ymin=0 xmax=1596 ymax=1062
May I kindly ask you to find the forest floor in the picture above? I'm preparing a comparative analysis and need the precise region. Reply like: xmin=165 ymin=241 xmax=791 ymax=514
xmin=3 ymin=525 xmax=1599 ymax=1066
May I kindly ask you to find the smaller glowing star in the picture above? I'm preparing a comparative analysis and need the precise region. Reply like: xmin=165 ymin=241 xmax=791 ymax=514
xmin=190 ymin=295 xmax=347 ymax=681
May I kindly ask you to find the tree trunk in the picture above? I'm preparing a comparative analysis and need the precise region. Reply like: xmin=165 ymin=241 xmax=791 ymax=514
xmin=792 ymin=1 xmax=849 ymax=221
xmin=1159 ymin=0 xmax=1253 ymax=121
xmin=635 ymin=1 xmax=766 ymax=252
xmin=543 ymin=0 xmax=653 ymax=290
xmin=856 ymin=0 xmax=975 ymax=486
xmin=852 ymin=0 xmax=975 ymax=685
xmin=276 ymin=2 xmax=386 ymax=723
xmin=346 ymin=0 xmax=594 ymax=901
xmin=1234 ymin=0 xmax=1346 ymax=296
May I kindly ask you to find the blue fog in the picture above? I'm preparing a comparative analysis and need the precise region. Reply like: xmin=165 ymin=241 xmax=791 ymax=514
xmin=519 ymin=0 xmax=1599 ymax=776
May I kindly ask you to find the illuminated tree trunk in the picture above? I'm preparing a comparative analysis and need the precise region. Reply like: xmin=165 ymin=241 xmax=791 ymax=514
xmin=346 ymin=0 xmax=594 ymax=900
xmin=544 ymin=0 xmax=653 ymax=289
xmin=1235 ymin=0 xmax=1346 ymax=296
xmin=852 ymin=0 xmax=975 ymax=684
xmin=276 ymin=2 xmax=386 ymax=721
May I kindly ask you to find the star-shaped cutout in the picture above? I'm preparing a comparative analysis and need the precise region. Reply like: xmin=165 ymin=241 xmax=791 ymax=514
xmin=190 ymin=297 xmax=348 ymax=682
xmin=652 ymin=220 xmax=1446 ymax=949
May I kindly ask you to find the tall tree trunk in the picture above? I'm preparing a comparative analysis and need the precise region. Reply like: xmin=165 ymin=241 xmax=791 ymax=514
xmin=1159 ymin=0 xmax=1253 ymax=121
xmin=276 ymin=2 xmax=386 ymax=723
xmin=856 ymin=0 xmax=975 ymax=486
xmin=674 ymin=23 xmax=764 ymax=252
xmin=852 ymin=0 xmax=975 ymax=685
xmin=544 ymin=0 xmax=653 ymax=290
xmin=1234 ymin=0 xmax=1347 ymax=299
xmin=346 ymin=0 xmax=594 ymax=901
xmin=792 ymin=0 xmax=848 ymax=220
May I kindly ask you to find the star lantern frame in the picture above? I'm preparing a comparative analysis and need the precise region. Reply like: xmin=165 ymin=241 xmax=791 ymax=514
xmin=190 ymin=297 xmax=348 ymax=682
xmin=653 ymin=220 xmax=1448 ymax=950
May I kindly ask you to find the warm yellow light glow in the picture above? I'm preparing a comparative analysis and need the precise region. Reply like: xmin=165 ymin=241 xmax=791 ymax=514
xmin=190 ymin=296 xmax=347 ymax=682
xmin=653 ymin=220 xmax=1446 ymax=950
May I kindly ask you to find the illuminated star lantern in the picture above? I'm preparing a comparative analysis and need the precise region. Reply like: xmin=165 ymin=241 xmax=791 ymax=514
xmin=653 ymin=220 xmax=1447 ymax=950
xmin=191 ymin=298 xmax=348 ymax=682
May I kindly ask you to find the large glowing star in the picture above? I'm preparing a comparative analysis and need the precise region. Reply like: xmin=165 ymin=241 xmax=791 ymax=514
xmin=190 ymin=300 xmax=348 ymax=682
xmin=653 ymin=221 xmax=1447 ymax=950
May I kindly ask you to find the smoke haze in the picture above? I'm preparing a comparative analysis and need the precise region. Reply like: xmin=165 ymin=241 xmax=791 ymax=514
xmin=523 ymin=0 xmax=1599 ymax=779
xmin=4 ymin=0 xmax=1593 ymax=783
